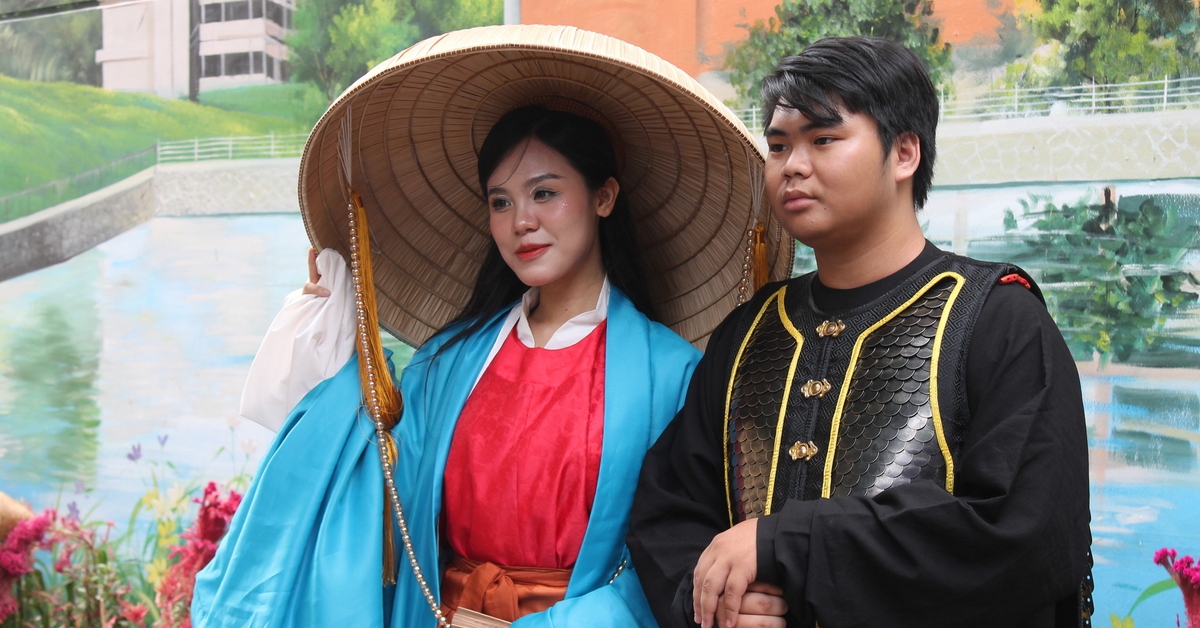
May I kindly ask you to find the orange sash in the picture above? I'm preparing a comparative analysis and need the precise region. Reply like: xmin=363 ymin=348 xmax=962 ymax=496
xmin=441 ymin=554 xmax=572 ymax=622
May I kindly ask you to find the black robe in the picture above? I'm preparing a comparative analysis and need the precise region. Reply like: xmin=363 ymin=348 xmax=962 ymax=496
xmin=627 ymin=242 xmax=1092 ymax=628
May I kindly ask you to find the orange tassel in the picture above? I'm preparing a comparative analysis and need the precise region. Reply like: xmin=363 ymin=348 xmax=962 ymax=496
xmin=349 ymin=190 xmax=405 ymax=585
xmin=752 ymin=224 xmax=769 ymax=292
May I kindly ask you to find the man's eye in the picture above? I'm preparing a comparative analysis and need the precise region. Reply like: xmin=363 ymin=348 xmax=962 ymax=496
xmin=768 ymin=144 xmax=787 ymax=153
xmin=814 ymin=137 xmax=835 ymax=145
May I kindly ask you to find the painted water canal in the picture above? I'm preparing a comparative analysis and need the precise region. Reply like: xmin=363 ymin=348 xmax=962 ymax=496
xmin=3 ymin=180 xmax=1200 ymax=623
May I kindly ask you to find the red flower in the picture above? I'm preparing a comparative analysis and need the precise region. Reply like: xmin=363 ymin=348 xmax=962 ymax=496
xmin=155 ymin=482 xmax=240 ymax=628
xmin=1155 ymin=547 xmax=1200 ymax=628
xmin=120 ymin=600 xmax=149 ymax=623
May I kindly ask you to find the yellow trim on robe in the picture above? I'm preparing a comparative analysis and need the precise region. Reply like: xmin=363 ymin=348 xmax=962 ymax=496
xmin=929 ymin=274 xmax=966 ymax=494
xmin=822 ymin=272 xmax=964 ymax=498
xmin=723 ymin=288 xmax=783 ymax=527
xmin=765 ymin=291 xmax=804 ymax=516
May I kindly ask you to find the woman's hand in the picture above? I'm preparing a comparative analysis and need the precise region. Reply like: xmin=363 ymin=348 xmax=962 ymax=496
xmin=301 ymin=247 xmax=332 ymax=297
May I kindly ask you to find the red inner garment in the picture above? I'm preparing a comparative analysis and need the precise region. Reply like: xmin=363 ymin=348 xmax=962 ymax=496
xmin=442 ymin=323 xmax=607 ymax=569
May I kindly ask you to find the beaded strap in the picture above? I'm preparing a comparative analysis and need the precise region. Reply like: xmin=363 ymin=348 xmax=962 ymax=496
xmin=346 ymin=199 xmax=451 ymax=627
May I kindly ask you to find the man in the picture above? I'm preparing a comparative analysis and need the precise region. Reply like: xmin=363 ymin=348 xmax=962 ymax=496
xmin=627 ymin=37 xmax=1093 ymax=628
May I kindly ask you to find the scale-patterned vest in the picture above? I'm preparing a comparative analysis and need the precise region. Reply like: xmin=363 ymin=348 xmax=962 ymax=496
xmin=722 ymin=253 xmax=1039 ymax=522
xmin=722 ymin=252 xmax=1094 ymax=627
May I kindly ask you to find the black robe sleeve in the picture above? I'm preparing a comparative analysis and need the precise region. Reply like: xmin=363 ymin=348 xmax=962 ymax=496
xmin=628 ymin=283 xmax=1092 ymax=628
xmin=627 ymin=287 xmax=759 ymax=628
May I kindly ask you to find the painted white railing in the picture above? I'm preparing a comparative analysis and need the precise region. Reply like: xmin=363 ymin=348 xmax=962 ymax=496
xmin=157 ymin=133 xmax=309 ymax=163
xmin=732 ymin=75 xmax=1200 ymax=133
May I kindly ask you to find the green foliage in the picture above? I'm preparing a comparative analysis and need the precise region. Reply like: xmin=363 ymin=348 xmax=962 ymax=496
xmin=0 ymin=74 xmax=304 ymax=197
xmin=411 ymin=0 xmax=502 ymax=38
xmin=199 ymin=83 xmax=330 ymax=129
xmin=290 ymin=0 xmax=500 ymax=102
xmin=1001 ymin=192 xmax=1200 ymax=363
xmin=327 ymin=0 xmax=420 ymax=90
xmin=724 ymin=0 xmax=953 ymax=105
xmin=0 ymin=6 xmax=101 ymax=85
xmin=1010 ymin=0 xmax=1200 ymax=85
xmin=287 ymin=0 xmax=348 ymax=101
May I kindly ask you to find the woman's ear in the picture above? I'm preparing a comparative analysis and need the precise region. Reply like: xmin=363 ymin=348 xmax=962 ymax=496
xmin=594 ymin=177 xmax=619 ymax=218
xmin=892 ymin=131 xmax=921 ymax=183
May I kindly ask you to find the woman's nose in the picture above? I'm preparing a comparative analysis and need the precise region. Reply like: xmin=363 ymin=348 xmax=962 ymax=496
xmin=513 ymin=202 xmax=539 ymax=234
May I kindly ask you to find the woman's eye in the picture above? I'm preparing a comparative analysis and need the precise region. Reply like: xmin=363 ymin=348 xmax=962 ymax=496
xmin=533 ymin=188 xmax=558 ymax=201
xmin=489 ymin=197 xmax=510 ymax=211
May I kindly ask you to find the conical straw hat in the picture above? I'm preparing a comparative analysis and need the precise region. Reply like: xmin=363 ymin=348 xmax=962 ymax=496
xmin=0 ymin=490 xmax=34 ymax=543
xmin=299 ymin=24 xmax=793 ymax=348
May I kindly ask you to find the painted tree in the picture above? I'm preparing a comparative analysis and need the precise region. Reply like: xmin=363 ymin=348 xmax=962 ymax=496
xmin=410 ymin=0 xmax=502 ymax=39
xmin=288 ymin=0 xmax=357 ymax=101
xmin=0 ymin=7 xmax=101 ymax=86
xmin=724 ymin=0 xmax=952 ymax=105
xmin=326 ymin=0 xmax=420 ymax=91
xmin=1023 ymin=0 xmax=1200 ymax=84
xmin=1000 ymin=192 xmax=1200 ymax=364
xmin=290 ymin=0 xmax=501 ymax=102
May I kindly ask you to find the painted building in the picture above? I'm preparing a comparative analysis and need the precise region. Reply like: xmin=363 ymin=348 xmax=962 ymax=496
xmin=94 ymin=0 xmax=292 ymax=98
xmin=94 ymin=0 xmax=192 ymax=98
xmin=198 ymin=0 xmax=294 ymax=91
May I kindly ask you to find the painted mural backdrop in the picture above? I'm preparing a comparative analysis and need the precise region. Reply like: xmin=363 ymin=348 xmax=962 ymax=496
xmin=2 ymin=0 xmax=1200 ymax=625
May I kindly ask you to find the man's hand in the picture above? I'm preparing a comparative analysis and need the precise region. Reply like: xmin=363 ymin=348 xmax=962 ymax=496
xmin=713 ymin=582 xmax=788 ymax=628
xmin=301 ymin=247 xmax=331 ymax=297
xmin=693 ymin=517 xmax=761 ymax=628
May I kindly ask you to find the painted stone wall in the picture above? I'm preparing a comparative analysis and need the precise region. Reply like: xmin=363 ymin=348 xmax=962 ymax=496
xmin=935 ymin=109 xmax=1200 ymax=186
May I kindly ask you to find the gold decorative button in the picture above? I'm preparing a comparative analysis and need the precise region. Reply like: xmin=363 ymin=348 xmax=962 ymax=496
xmin=800 ymin=379 xmax=832 ymax=398
xmin=816 ymin=320 xmax=846 ymax=337
xmin=789 ymin=440 xmax=819 ymax=461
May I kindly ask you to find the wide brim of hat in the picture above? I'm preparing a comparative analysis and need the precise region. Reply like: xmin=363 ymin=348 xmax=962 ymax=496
xmin=299 ymin=24 xmax=792 ymax=349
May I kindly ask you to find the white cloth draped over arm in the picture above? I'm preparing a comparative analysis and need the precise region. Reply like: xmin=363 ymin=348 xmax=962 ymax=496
xmin=238 ymin=248 xmax=357 ymax=432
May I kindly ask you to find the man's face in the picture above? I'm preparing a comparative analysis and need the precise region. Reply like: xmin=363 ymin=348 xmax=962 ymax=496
xmin=763 ymin=106 xmax=904 ymax=251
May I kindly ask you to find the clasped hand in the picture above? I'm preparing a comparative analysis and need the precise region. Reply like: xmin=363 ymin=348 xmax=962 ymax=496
xmin=693 ymin=518 xmax=788 ymax=628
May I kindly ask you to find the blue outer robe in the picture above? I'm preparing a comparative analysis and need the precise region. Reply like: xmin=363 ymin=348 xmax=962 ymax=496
xmin=192 ymin=288 xmax=700 ymax=627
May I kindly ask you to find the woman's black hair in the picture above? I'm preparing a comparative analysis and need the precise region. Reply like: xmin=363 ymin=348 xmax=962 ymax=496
xmin=760 ymin=37 xmax=939 ymax=209
xmin=435 ymin=105 xmax=657 ymax=352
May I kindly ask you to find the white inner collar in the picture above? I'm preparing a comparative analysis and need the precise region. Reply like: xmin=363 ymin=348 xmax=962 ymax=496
xmin=471 ymin=277 xmax=610 ymax=393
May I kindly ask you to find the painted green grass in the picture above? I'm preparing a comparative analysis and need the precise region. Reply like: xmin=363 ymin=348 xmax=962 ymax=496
xmin=0 ymin=75 xmax=309 ymax=197
xmin=198 ymin=83 xmax=329 ymax=129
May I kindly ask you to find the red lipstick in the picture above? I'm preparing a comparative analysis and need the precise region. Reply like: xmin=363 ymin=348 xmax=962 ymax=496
xmin=516 ymin=243 xmax=550 ymax=260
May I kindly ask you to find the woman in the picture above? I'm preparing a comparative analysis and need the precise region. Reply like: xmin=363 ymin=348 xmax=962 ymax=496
xmin=191 ymin=24 xmax=789 ymax=628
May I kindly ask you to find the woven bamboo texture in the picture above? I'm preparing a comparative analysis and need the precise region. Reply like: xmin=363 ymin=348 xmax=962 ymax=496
xmin=299 ymin=24 xmax=792 ymax=348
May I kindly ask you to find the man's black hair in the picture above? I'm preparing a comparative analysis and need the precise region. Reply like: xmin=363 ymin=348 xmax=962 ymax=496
xmin=761 ymin=37 xmax=939 ymax=209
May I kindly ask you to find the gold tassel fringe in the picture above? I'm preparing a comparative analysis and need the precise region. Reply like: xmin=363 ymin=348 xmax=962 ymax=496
xmin=751 ymin=223 xmax=769 ymax=292
xmin=349 ymin=190 xmax=405 ymax=585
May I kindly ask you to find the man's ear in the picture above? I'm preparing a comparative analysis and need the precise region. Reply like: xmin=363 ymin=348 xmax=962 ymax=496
xmin=595 ymin=176 xmax=619 ymax=218
xmin=892 ymin=131 xmax=921 ymax=183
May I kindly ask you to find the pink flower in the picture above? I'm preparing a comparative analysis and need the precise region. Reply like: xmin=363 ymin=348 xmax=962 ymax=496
xmin=0 ymin=509 xmax=53 ymax=622
xmin=1155 ymin=547 xmax=1200 ymax=628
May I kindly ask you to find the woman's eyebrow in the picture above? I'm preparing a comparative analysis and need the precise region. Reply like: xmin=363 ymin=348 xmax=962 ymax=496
xmin=487 ymin=173 xmax=563 ymax=195
xmin=525 ymin=173 xmax=564 ymax=186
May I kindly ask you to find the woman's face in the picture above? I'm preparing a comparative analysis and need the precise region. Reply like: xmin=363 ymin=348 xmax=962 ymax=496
xmin=486 ymin=138 xmax=617 ymax=289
